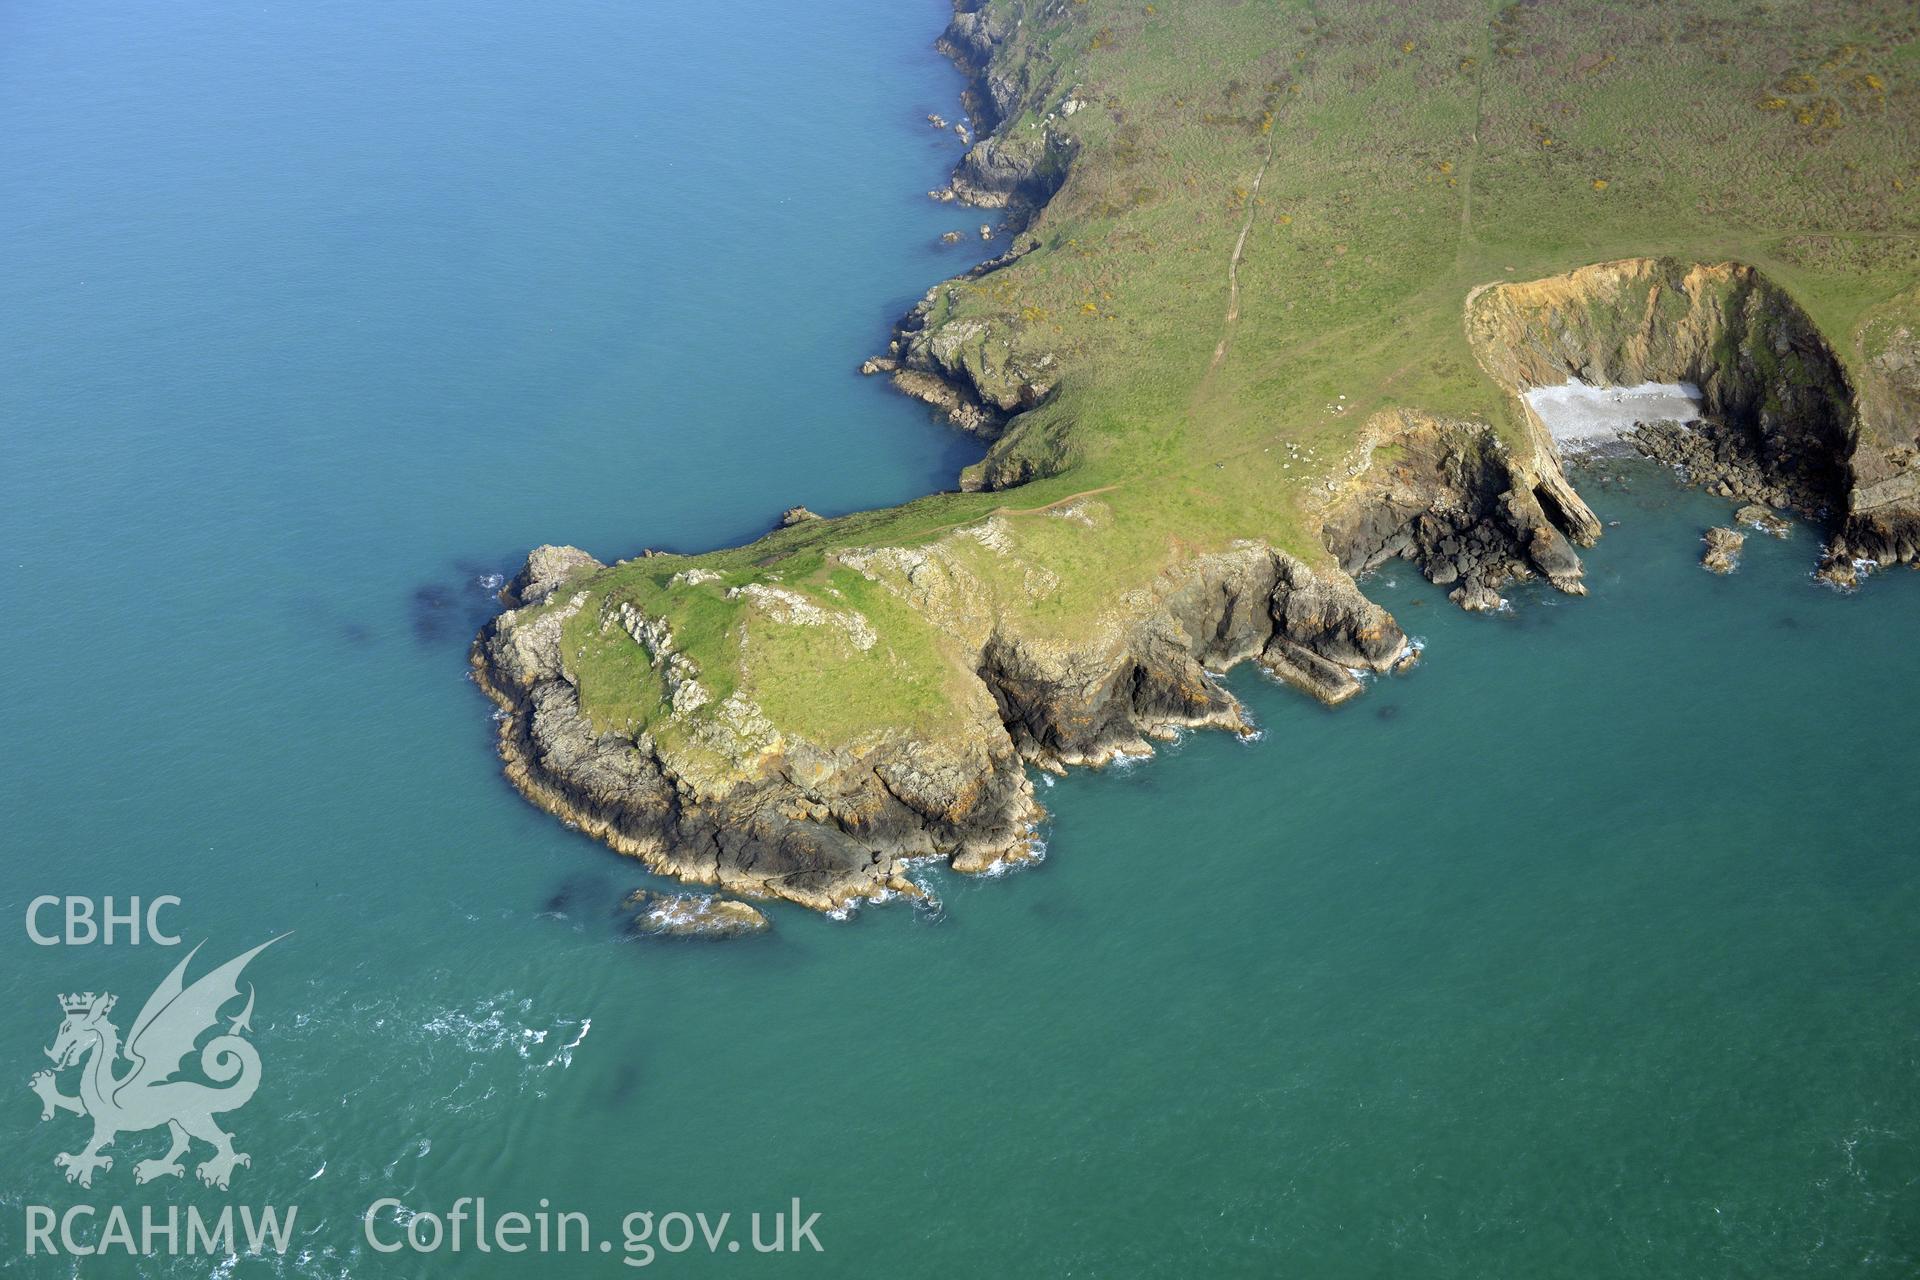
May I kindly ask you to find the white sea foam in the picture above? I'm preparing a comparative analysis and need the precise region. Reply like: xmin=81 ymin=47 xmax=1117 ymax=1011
xmin=1524 ymin=379 xmax=1703 ymax=449
xmin=545 ymin=1017 xmax=590 ymax=1069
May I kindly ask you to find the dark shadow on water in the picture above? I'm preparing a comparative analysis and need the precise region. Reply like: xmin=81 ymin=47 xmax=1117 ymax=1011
xmin=411 ymin=566 xmax=512 ymax=648
xmin=540 ymin=870 xmax=621 ymax=920
xmin=605 ymin=1062 xmax=645 ymax=1109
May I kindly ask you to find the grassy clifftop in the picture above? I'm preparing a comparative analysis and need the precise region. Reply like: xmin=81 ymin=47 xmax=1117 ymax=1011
xmin=478 ymin=0 xmax=1920 ymax=907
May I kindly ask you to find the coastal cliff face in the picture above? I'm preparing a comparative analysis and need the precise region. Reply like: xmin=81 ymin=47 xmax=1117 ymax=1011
xmin=938 ymin=1 xmax=1076 ymax=215
xmin=1323 ymin=411 xmax=1598 ymax=613
xmin=1467 ymin=258 xmax=1920 ymax=574
xmin=476 ymin=0 xmax=1919 ymax=915
xmin=1848 ymin=290 xmax=1920 ymax=567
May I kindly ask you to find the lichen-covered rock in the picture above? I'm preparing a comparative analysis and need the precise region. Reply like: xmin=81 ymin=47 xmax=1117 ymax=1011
xmin=501 ymin=545 xmax=603 ymax=608
xmin=885 ymin=286 xmax=1060 ymax=445
xmin=890 ymin=368 xmax=1000 ymax=437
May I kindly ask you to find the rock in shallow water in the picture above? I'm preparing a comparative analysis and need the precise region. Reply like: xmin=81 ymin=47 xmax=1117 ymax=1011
xmin=1734 ymin=504 xmax=1791 ymax=539
xmin=626 ymin=891 xmax=770 ymax=940
xmin=1701 ymin=526 xmax=1745 ymax=574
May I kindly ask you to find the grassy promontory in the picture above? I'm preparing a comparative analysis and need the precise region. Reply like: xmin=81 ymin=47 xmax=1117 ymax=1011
xmin=477 ymin=0 xmax=1920 ymax=910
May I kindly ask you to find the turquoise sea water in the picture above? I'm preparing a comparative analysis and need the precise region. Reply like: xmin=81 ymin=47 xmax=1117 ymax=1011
xmin=3 ymin=2 xmax=1918 ymax=1275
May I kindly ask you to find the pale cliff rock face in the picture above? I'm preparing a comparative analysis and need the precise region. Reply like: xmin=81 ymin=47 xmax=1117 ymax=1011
xmin=1466 ymin=257 xmax=1920 ymax=572
xmin=500 ymin=544 xmax=603 ymax=608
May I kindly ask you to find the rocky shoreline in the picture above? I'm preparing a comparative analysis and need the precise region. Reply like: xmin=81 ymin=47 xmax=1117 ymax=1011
xmin=473 ymin=4 xmax=1920 ymax=922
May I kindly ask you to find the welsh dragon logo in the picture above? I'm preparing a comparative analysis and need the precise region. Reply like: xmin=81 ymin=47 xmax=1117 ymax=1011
xmin=30 ymin=936 xmax=285 ymax=1190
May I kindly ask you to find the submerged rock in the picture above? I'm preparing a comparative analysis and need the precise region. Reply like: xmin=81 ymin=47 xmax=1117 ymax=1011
xmin=1701 ymin=526 xmax=1745 ymax=574
xmin=626 ymin=891 xmax=769 ymax=939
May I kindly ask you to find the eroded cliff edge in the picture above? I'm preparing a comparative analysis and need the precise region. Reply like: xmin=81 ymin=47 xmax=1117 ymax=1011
xmin=473 ymin=1 xmax=1920 ymax=915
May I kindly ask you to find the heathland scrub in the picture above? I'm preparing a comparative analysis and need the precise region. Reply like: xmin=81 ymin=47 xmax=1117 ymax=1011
xmin=475 ymin=0 xmax=1920 ymax=912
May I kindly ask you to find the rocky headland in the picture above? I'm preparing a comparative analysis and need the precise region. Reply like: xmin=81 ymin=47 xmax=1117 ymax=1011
xmin=474 ymin=0 xmax=1920 ymax=917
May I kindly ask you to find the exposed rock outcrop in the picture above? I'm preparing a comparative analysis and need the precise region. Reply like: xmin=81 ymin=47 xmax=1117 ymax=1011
xmin=500 ymin=545 xmax=603 ymax=608
xmin=1839 ymin=294 xmax=1920 ymax=569
xmin=1735 ymin=504 xmax=1791 ymax=539
xmin=1701 ymin=526 xmax=1745 ymax=574
xmin=876 ymin=1 xmax=1071 ymax=470
xmin=886 ymin=298 xmax=1059 ymax=441
xmin=1323 ymin=411 xmax=1597 ymax=611
xmin=949 ymin=127 xmax=1076 ymax=216
xmin=938 ymin=1 xmax=1021 ymax=130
